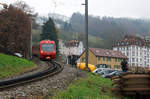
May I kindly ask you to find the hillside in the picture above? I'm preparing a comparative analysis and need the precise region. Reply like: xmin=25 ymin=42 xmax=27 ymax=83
xmin=0 ymin=53 xmax=36 ymax=79
xmin=53 ymin=13 xmax=150 ymax=48
xmin=33 ymin=13 xmax=150 ymax=48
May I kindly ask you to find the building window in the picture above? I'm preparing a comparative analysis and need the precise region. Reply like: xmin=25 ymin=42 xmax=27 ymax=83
xmin=127 ymin=52 xmax=129 ymax=56
xmin=140 ymin=52 xmax=142 ymax=56
xmin=109 ymin=58 xmax=111 ymax=61
xmin=115 ymin=58 xmax=117 ymax=62
xmin=127 ymin=42 xmax=129 ymax=45
xmin=136 ymin=58 xmax=138 ymax=62
xmin=132 ymin=63 xmax=135 ymax=66
xmin=127 ymin=47 xmax=129 ymax=50
xmin=98 ymin=57 xmax=101 ymax=61
xmin=132 ymin=51 xmax=135 ymax=56
xmin=117 ymin=58 xmax=121 ymax=62
xmin=145 ymin=56 xmax=146 ymax=60
xmin=114 ymin=65 xmax=121 ymax=69
xmin=132 ymin=58 xmax=135 ymax=62
xmin=103 ymin=57 xmax=106 ymax=61
xmin=117 ymin=48 xmax=119 ymax=51
xmin=82 ymin=58 xmax=85 ymax=62
xmin=107 ymin=57 xmax=111 ymax=61
xmin=132 ymin=46 xmax=135 ymax=49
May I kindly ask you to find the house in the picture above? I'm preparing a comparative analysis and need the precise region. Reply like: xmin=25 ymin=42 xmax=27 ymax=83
xmin=113 ymin=35 xmax=150 ymax=67
xmin=80 ymin=48 xmax=127 ymax=69
xmin=59 ymin=39 xmax=84 ymax=64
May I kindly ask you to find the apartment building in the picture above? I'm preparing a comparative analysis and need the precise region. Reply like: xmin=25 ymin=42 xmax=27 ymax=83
xmin=113 ymin=35 xmax=150 ymax=67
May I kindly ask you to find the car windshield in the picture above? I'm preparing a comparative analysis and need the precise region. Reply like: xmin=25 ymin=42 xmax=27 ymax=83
xmin=97 ymin=69 xmax=103 ymax=72
xmin=41 ymin=44 xmax=54 ymax=52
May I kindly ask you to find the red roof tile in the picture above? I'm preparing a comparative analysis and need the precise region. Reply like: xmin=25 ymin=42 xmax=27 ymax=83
xmin=89 ymin=48 xmax=127 ymax=59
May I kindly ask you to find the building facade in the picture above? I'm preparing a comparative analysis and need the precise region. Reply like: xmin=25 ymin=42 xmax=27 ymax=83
xmin=80 ymin=48 xmax=127 ymax=69
xmin=113 ymin=35 xmax=150 ymax=67
xmin=59 ymin=40 xmax=84 ymax=64
xmin=59 ymin=40 xmax=84 ymax=56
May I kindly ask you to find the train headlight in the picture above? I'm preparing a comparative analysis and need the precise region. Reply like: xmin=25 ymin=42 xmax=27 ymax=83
xmin=40 ymin=51 xmax=44 ymax=53
xmin=46 ymin=56 xmax=51 ymax=60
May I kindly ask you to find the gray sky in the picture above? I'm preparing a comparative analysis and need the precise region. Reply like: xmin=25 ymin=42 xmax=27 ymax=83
xmin=1 ymin=0 xmax=150 ymax=18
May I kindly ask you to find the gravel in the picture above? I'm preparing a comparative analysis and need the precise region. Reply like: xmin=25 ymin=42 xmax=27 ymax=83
xmin=0 ymin=60 xmax=86 ymax=99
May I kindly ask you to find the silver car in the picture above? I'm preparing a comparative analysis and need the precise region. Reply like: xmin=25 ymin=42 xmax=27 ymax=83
xmin=98 ymin=69 xmax=116 ymax=77
xmin=93 ymin=68 xmax=110 ymax=74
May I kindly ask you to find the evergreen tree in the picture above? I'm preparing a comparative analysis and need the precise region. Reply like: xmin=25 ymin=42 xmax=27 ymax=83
xmin=41 ymin=17 xmax=59 ymax=55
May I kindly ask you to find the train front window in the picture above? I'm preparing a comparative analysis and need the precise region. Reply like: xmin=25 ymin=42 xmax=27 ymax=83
xmin=41 ymin=44 xmax=54 ymax=52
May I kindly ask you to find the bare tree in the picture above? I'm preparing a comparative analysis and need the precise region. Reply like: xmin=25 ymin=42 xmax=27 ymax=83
xmin=12 ymin=0 xmax=34 ymax=14
xmin=0 ymin=3 xmax=31 ymax=58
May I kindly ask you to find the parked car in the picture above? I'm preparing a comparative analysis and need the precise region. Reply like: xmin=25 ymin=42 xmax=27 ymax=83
xmin=98 ymin=69 xmax=116 ymax=76
xmin=92 ymin=68 xmax=110 ymax=73
xmin=103 ymin=70 xmax=122 ymax=78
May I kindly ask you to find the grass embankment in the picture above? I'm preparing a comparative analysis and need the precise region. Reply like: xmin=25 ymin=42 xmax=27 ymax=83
xmin=0 ymin=53 xmax=36 ymax=79
xmin=52 ymin=72 xmax=129 ymax=99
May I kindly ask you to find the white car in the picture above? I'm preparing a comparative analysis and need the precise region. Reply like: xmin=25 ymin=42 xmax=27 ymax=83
xmin=99 ymin=69 xmax=116 ymax=77
xmin=93 ymin=68 xmax=110 ymax=74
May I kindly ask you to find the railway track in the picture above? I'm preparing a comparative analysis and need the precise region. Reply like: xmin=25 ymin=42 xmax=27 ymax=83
xmin=0 ymin=60 xmax=63 ymax=90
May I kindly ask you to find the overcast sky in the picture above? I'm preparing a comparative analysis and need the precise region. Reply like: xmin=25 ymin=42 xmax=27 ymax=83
xmin=1 ymin=0 xmax=150 ymax=19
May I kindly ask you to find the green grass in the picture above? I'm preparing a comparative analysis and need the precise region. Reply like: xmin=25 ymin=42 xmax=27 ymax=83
xmin=0 ymin=53 xmax=36 ymax=78
xmin=51 ymin=72 xmax=129 ymax=99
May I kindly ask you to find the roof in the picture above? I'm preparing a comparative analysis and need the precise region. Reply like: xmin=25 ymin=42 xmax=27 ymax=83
xmin=89 ymin=48 xmax=127 ymax=59
xmin=65 ymin=40 xmax=80 ymax=47
xmin=113 ymin=35 xmax=150 ymax=47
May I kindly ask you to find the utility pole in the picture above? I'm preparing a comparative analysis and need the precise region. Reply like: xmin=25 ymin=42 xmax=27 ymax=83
xmin=30 ymin=20 xmax=32 ymax=60
xmin=85 ymin=0 xmax=89 ymax=69
xmin=82 ymin=0 xmax=89 ymax=69
xmin=28 ymin=14 xmax=35 ymax=60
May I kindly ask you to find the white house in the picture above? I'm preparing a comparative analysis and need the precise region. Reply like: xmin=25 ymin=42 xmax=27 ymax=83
xmin=59 ymin=40 xmax=84 ymax=64
xmin=113 ymin=35 xmax=150 ymax=67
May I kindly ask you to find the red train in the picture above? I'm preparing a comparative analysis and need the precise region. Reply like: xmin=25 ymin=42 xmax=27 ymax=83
xmin=32 ymin=40 xmax=56 ymax=60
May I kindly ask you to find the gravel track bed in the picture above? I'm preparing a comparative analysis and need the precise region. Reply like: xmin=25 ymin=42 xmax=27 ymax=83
xmin=0 ymin=63 xmax=86 ymax=99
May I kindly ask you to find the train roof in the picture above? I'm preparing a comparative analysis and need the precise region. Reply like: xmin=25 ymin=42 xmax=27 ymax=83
xmin=40 ymin=40 xmax=55 ymax=44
